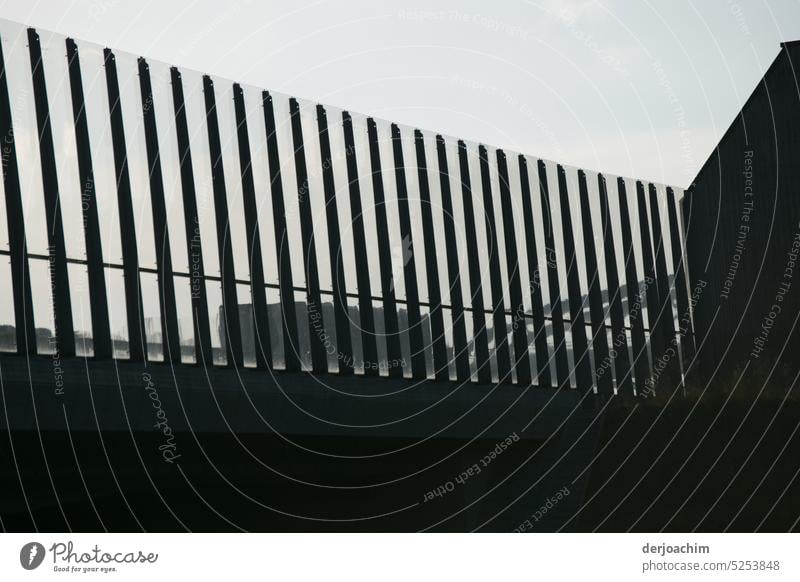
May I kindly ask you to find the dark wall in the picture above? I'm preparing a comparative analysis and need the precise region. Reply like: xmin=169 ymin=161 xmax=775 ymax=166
xmin=684 ymin=41 xmax=800 ymax=387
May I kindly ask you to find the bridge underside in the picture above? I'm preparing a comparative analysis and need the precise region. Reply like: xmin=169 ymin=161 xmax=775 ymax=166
xmin=0 ymin=354 xmax=601 ymax=532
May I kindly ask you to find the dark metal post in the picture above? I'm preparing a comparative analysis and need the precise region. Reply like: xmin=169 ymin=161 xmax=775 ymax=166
xmin=537 ymin=161 xmax=570 ymax=388
xmin=66 ymin=38 xmax=112 ymax=359
xmin=171 ymin=67 xmax=213 ymax=366
xmin=436 ymin=135 xmax=470 ymax=382
xmin=457 ymin=141 xmax=490 ymax=384
xmin=317 ymin=104 xmax=353 ymax=375
xmin=366 ymin=118 xmax=402 ymax=378
xmin=139 ymin=58 xmax=181 ymax=363
xmin=557 ymin=165 xmax=591 ymax=392
xmin=598 ymin=174 xmax=632 ymax=396
xmin=28 ymin=29 xmax=75 ymax=357
xmin=649 ymin=183 xmax=678 ymax=389
xmin=414 ymin=130 xmax=448 ymax=381
xmin=479 ymin=145 xmax=511 ymax=382
xmin=289 ymin=97 xmax=327 ymax=373
xmin=519 ymin=156 xmax=551 ymax=388
xmin=391 ymin=123 xmax=426 ymax=379
xmin=342 ymin=112 xmax=378 ymax=375
xmin=105 ymin=49 xmax=145 ymax=361
xmin=578 ymin=170 xmax=612 ymax=400
xmin=233 ymin=84 xmax=271 ymax=369
xmin=262 ymin=92 xmax=300 ymax=372
xmin=617 ymin=178 xmax=650 ymax=395
xmin=636 ymin=180 xmax=661 ymax=395
xmin=497 ymin=149 xmax=532 ymax=386
xmin=203 ymin=76 xmax=243 ymax=368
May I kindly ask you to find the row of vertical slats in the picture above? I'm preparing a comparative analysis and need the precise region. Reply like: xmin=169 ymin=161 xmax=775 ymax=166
xmin=0 ymin=28 xmax=694 ymax=398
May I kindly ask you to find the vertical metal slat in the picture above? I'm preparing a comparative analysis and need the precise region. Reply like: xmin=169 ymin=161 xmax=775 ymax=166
xmin=171 ymin=67 xmax=213 ymax=366
xmin=342 ymin=111 xmax=378 ymax=375
xmin=497 ymin=149 xmax=532 ymax=386
xmin=578 ymin=170 xmax=611 ymax=400
xmin=557 ymin=165 xmax=591 ymax=392
xmin=28 ymin=29 xmax=75 ymax=357
xmin=366 ymin=118 xmax=402 ymax=378
xmin=519 ymin=156 xmax=551 ymax=388
xmin=479 ymin=145 xmax=511 ymax=382
xmin=458 ymin=141 xmax=490 ymax=384
xmin=598 ymin=173 xmax=632 ymax=397
xmin=66 ymin=38 xmax=111 ymax=359
xmin=538 ymin=160 xmax=570 ymax=388
xmin=139 ymin=58 xmax=181 ymax=363
xmin=105 ymin=48 xmax=145 ymax=361
xmin=262 ymin=91 xmax=300 ymax=372
xmin=391 ymin=123 xmax=426 ymax=380
xmin=233 ymin=83 xmax=271 ymax=369
xmin=317 ymin=104 xmax=353 ymax=375
xmin=436 ymin=135 xmax=470 ymax=382
xmin=414 ymin=129 xmax=448 ymax=381
xmin=289 ymin=97 xmax=327 ymax=373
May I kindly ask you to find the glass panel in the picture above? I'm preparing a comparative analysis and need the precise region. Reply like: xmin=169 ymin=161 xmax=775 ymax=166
xmin=398 ymin=125 xmax=429 ymax=302
xmin=350 ymin=113 xmax=383 ymax=297
xmin=173 ymin=275 xmax=195 ymax=363
xmin=114 ymin=50 xmax=157 ymax=271
xmin=240 ymin=83 xmax=278 ymax=286
xmin=213 ymin=76 xmax=250 ymax=282
xmin=68 ymin=263 xmax=93 ymax=357
xmin=140 ymin=271 xmax=163 ymax=361
xmin=0 ymin=134 xmax=8 ymax=251
xmin=206 ymin=280 xmax=226 ymax=365
xmin=347 ymin=296 xmax=363 ymax=375
xmin=0 ymin=22 xmax=49 ymax=255
xmin=396 ymin=307 xmax=412 ymax=379
xmin=0 ymin=256 xmax=16 ymax=352
xmin=181 ymin=68 xmax=220 ymax=276
xmin=419 ymin=304 xmax=434 ymax=378
xmin=29 ymin=258 xmax=55 ymax=354
xmin=39 ymin=29 xmax=86 ymax=260
xmin=442 ymin=305 xmax=456 ymax=380
xmin=105 ymin=267 xmax=129 ymax=358
xmin=463 ymin=310 xmax=477 ymax=381
xmin=237 ymin=283 xmax=256 ymax=367
xmin=297 ymin=98 xmax=331 ymax=292
xmin=271 ymin=93 xmax=304 ymax=287
xmin=75 ymin=40 xmax=123 ymax=264
xmin=326 ymin=107 xmax=357 ymax=296
xmin=371 ymin=297 xmax=388 ymax=377
xmin=148 ymin=59 xmax=189 ymax=274
xmin=265 ymin=286 xmax=284 ymax=369
xmin=321 ymin=296 xmax=339 ymax=372
xmin=293 ymin=289 xmax=311 ymax=370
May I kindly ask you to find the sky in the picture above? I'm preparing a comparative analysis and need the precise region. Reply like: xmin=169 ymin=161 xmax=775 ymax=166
xmin=0 ymin=0 xmax=798 ymax=188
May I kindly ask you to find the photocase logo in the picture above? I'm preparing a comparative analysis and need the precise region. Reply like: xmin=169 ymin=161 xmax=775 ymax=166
xmin=20 ymin=542 xmax=46 ymax=570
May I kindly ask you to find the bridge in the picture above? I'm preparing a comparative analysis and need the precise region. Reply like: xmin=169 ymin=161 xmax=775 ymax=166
xmin=0 ymin=18 xmax=798 ymax=532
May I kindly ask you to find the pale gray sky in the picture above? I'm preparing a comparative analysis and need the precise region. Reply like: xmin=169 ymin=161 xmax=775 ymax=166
xmin=1 ymin=0 xmax=798 ymax=188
